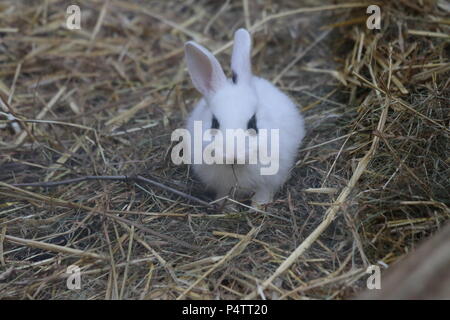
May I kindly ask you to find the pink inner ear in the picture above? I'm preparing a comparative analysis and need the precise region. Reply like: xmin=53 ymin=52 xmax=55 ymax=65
xmin=190 ymin=50 xmax=213 ymax=91
xmin=185 ymin=43 xmax=226 ymax=97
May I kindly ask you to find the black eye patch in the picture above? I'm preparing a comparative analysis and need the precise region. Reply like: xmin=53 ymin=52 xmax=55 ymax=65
xmin=247 ymin=114 xmax=258 ymax=132
xmin=211 ymin=115 xmax=219 ymax=129
xmin=232 ymin=71 xmax=237 ymax=84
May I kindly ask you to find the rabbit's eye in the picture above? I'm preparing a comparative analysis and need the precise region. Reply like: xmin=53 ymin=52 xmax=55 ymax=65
xmin=247 ymin=114 xmax=258 ymax=133
xmin=232 ymin=71 xmax=237 ymax=84
xmin=211 ymin=115 xmax=220 ymax=129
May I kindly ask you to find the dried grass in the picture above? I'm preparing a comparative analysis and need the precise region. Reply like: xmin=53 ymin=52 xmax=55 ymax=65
xmin=0 ymin=0 xmax=449 ymax=299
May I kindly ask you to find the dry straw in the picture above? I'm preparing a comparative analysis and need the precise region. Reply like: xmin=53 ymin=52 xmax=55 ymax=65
xmin=0 ymin=0 xmax=448 ymax=299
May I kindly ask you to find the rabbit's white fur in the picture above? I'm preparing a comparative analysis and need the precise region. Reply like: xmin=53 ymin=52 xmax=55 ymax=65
xmin=185 ymin=29 xmax=304 ymax=204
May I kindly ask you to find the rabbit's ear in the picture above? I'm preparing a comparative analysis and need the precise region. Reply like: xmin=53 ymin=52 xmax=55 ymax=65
xmin=231 ymin=28 xmax=252 ymax=84
xmin=185 ymin=41 xmax=227 ymax=97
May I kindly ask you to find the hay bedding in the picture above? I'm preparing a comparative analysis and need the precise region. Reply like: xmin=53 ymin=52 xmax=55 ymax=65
xmin=0 ymin=0 xmax=448 ymax=299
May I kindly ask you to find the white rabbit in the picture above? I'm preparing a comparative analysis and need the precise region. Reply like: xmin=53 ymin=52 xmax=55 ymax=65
xmin=184 ymin=28 xmax=305 ymax=205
